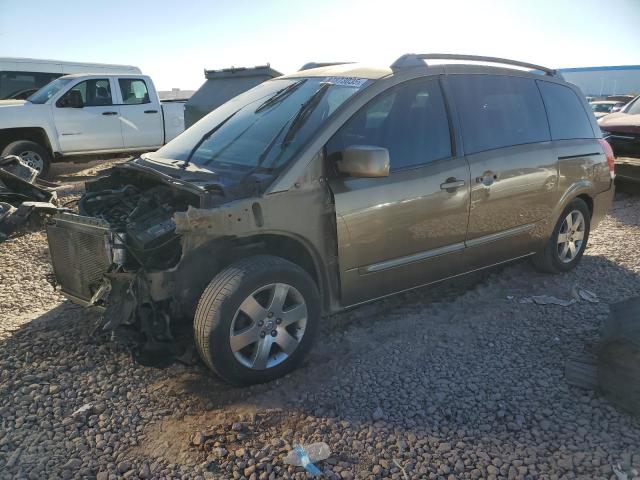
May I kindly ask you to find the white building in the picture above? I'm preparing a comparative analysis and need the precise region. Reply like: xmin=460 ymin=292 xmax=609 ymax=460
xmin=559 ymin=65 xmax=640 ymax=98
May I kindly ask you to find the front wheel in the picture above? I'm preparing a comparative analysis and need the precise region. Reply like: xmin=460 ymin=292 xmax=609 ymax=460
xmin=532 ymin=197 xmax=591 ymax=273
xmin=193 ymin=255 xmax=320 ymax=385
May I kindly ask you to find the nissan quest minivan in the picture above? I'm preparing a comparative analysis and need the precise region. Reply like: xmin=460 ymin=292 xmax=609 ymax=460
xmin=45 ymin=54 xmax=615 ymax=385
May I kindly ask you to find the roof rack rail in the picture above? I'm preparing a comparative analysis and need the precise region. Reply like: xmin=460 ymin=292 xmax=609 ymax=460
xmin=391 ymin=53 xmax=558 ymax=76
xmin=298 ymin=62 xmax=354 ymax=71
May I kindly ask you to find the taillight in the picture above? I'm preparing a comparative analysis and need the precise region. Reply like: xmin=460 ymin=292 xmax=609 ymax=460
xmin=598 ymin=138 xmax=615 ymax=179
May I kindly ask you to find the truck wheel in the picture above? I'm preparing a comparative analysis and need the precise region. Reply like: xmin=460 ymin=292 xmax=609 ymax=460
xmin=2 ymin=140 xmax=52 ymax=179
xmin=532 ymin=198 xmax=591 ymax=273
xmin=194 ymin=255 xmax=321 ymax=385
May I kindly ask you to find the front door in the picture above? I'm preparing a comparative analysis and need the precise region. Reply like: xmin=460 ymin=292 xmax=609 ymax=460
xmin=448 ymin=74 xmax=559 ymax=269
xmin=117 ymin=77 xmax=163 ymax=149
xmin=327 ymin=77 xmax=471 ymax=306
xmin=54 ymin=78 xmax=123 ymax=152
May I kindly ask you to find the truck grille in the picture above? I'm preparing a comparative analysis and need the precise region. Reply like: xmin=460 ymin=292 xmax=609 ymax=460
xmin=46 ymin=213 xmax=113 ymax=303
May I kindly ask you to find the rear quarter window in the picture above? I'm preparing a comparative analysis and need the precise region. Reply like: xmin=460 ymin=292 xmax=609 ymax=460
xmin=537 ymin=81 xmax=594 ymax=140
xmin=450 ymin=75 xmax=550 ymax=155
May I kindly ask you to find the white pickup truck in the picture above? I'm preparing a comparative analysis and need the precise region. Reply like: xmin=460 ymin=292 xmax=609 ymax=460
xmin=0 ymin=73 xmax=185 ymax=178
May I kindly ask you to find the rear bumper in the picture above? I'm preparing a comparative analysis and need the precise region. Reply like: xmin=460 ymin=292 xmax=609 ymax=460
xmin=591 ymin=184 xmax=615 ymax=230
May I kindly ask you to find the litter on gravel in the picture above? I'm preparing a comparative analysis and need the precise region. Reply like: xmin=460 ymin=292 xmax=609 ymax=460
xmin=284 ymin=442 xmax=331 ymax=476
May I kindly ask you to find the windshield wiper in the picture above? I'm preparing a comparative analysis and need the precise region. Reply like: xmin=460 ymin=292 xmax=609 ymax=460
xmin=254 ymin=79 xmax=307 ymax=113
xmin=182 ymin=109 xmax=240 ymax=169
xmin=237 ymin=83 xmax=332 ymax=184
xmin=280 ymin=82 xmax=331 ymax=149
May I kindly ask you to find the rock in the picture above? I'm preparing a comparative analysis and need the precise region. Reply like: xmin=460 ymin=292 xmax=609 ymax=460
xmin=117 ymin=461 xmax=132 ymax=474
xmin=62 ymin=458 xmax=82 ymax=470
xmin=372 ymin=407 xmax=385 ymax=421
xmin=436 ymin=443 xmax=452 ymax=453
xmin=139 ymin=463 xmax=151 ymax=479
xmin=557 ymin=456 xmax=574 ymax=470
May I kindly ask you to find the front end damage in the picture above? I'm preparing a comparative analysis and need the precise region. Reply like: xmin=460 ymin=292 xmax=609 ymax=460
xmin=0 ymin=155 xmax=59 ymax=242
xmin=46 ymin=162 xmax=262 ymax=360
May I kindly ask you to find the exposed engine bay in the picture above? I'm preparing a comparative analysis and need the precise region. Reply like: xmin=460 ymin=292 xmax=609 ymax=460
xmin=78 ymin=183 xmax=191 ymax=269
xmin=46 ymin=164 xmax=214 ymax=364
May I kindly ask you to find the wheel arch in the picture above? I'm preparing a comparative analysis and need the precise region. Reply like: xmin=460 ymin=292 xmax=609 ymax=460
xmin=176 ymin=231 xmax=335 ymax=317
xmin=575 ymin=193 xmax=594 ymax=218
xmin=0 ymin=127 xmax=54 ymax=156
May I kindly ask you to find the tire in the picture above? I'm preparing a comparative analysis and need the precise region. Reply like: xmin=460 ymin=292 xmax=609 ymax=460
xmin=194 ymin=255 xmax=321 ymax=385
xmin=1 ymin=140 xmax=52 ymax=179
xmin=532 ymin=198 xmax=591 ymax=273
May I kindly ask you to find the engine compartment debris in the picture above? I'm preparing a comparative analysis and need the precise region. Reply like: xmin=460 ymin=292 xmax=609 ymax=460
xmin=0 ymin=155 xmax=59 ymax=243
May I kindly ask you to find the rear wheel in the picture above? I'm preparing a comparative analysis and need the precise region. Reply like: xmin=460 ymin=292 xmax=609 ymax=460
xmin=2 ymin=140 xmax=52 ymax=179
xmin=532 ymin=198 xmax=591 ymax=273
xmin=193 ymin=255 xmax=320 ymax=385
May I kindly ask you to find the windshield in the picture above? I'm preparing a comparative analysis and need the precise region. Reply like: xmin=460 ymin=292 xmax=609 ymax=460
xmin=625 ymin=97 xmax=640 ymax=115
xmin=149 ymin=77 xmax=370 ymax=171
xmin=591 ymin=103 xmax=614 ymax=113
xmin=27 ymin=77 xmax=74 ymax=104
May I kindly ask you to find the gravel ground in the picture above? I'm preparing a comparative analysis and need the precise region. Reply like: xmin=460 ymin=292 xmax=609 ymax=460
xmin=1 ymin=189 xmax=640 ymax=480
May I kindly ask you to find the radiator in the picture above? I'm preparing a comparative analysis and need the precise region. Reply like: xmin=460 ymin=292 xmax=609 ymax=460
xmin=46 ymin=213 xmax=113 ymax=303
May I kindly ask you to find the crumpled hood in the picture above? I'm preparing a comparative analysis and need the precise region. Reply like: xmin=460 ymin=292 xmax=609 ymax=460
xmin=599 ymin=112 xmax=640 ymax=135
xmin=126 ymin=155 xmax=275 ymax=200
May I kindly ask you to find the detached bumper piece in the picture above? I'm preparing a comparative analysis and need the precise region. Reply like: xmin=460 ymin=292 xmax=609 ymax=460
xmin=0 ymin=155 xmax=58 ymax=243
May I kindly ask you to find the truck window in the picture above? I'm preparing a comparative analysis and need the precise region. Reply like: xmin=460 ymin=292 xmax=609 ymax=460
xmin=0 ymin=71 xmax=61 ymax=99
xmin=119 ymin=79 xmax=150 ymax=104
xmin=450 ymin=74 xmax=550 ymax=154
xmin=61 ymin=79 xmax=113 ymax=106
xmin=537 ymin=81 xmax=594 ymax=140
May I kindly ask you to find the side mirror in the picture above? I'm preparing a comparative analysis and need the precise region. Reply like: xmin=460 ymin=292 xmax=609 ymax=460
xmin=336 ymin=145 xmax=390 ymax=178
xmin=58 ymin=90 xmax=84 ymax=108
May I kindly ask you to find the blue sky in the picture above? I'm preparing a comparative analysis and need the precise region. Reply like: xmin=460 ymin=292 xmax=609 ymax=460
xmin=1 ymin=0 xmax=639 ymax=90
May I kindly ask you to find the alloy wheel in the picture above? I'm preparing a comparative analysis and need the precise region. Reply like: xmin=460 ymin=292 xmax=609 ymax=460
xmin=557 ymin=210 xmax=586 ymax=263
xmin=229 ymin=283 xmax=307 ymax=370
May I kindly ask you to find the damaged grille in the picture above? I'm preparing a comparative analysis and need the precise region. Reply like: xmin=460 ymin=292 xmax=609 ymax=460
xmin=46 ymin=213 xmax=113 ymax=302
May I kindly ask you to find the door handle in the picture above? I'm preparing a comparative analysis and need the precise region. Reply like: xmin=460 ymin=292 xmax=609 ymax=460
xmin=102 ymin=111 xmax=118 ymax=116
xmin=440 ymin=179 xmax=466 ymax=192
xmin=144 ymin=110 xmax=158 ymax=114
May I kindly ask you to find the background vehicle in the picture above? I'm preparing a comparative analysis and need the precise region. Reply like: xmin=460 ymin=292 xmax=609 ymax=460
xmin=184 ymin=64 xmax=281 ymax=128
xmin=0 ymin=73 xmax=184 ymax=178
xmin=45 ymin=54 xmax=614 ymax=385
xmin=0 ymin=57 xmax=140 ymax=100
xmin=590 ymin=100 xmax=626 ymax=118
xmin=599 ymin=95 xmax=640 ymax=158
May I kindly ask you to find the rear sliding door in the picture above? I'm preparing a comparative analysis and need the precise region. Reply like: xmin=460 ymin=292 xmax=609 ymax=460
xmin=448 ymin=74 xmax=559 ymax=269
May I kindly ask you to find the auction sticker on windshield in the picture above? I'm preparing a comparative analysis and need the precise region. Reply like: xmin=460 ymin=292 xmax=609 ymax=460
xmin=323 ymin=77 xmax=369 ymax=88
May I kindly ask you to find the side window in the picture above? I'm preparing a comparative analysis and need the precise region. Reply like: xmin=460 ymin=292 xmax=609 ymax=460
xmin=119 ymin=79 xmax=150 ymax=105
xmin=0 ymin=71 xmax=60 ymax=99
xmin=59 ymin=79 xmax=113 ymax=107
xmin=537 ymin=81 xmax=595 ymax=140
xmin=450 ymin=75 xmax=550 ymax=154
xmin=326 ymin=78 xmax=452 ymax=171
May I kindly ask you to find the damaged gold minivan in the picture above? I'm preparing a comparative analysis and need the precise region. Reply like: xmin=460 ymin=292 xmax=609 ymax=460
xmin=46 ymin=54 xmax=615 ymax=385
